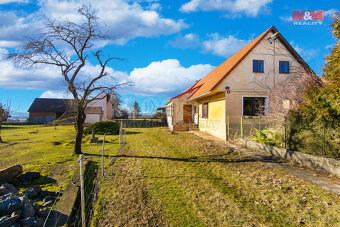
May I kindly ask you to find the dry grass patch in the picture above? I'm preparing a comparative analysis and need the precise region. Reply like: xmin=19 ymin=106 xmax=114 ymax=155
xmin=92 ymin=128 xmax=340 ymax=226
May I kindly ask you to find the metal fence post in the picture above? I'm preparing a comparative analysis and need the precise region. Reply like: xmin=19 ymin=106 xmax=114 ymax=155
xmin=258 ymin=117 xmax=261 ymax=132
xmin=240 ymin=116 xmax=243 ymax=138
xmin=101 ymin=133 xmax=106 ymax=177
xmin=119 ymin=120 xmax=122 ymax=147
xmin=79 ymin=154 xmax=85 ymax=227
xmin=227 ymin=116 xmax=230 ymax=140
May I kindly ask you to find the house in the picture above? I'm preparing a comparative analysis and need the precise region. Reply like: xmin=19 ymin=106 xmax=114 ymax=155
xmin=167 ymin=25 xmax=316 ymax=140
xmin=28 ymin=92 xmax=113 ymax=124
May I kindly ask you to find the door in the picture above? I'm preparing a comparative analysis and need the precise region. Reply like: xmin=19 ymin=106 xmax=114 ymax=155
xmin=183 ymin=105 xmax=192 ymax=123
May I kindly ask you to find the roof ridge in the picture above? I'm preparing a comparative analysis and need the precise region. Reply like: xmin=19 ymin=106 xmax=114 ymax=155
xmin=187 ymin=26 xmax=274 ymax=100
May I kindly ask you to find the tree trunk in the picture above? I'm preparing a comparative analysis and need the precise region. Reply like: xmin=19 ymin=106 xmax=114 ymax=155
xmin=74 ymin=106 xmax=86 ymax=154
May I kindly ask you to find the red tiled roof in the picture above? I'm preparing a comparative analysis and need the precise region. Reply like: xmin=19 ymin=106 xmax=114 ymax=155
xmin=187 ymin=26 xmax=274 ymax=100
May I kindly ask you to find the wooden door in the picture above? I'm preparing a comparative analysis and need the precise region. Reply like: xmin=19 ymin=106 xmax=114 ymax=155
xmin=183 ymin=105 xmax=192 ymax=123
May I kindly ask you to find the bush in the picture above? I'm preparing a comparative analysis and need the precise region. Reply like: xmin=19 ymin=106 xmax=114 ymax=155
xmin=84 ymin=121 xmax=120 ymax=135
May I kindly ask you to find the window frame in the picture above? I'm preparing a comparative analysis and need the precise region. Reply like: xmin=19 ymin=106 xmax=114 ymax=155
xmin=242 ymin=96 xmax=268 ymax=117
xmin=253 ymin=60 xmax=264 ymax=73
xmin=279 ymin=61 xmax=290 ymax=74
xmin=202 ymin=102 xmax=209 ymax=119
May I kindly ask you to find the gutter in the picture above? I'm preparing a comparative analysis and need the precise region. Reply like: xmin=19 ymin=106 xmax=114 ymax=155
xmin=188 ymin=91 xmax=212 ymax=101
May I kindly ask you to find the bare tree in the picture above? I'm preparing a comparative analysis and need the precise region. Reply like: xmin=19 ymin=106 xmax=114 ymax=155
xmin=268 ymin=71 xmax=320 ymax=125
xmin=9 ymin=5 xmax=129 ymax=154
xmin=111 ymin=93 xmax=122 ymax=119
xmin=133 ymin=101 xmax=141 ymax=119
xmin=0 ymin=103 xmax=11 ymax=143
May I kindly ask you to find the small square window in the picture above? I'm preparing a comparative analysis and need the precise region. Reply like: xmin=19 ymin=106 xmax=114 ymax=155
xmin=279 ymin=61 xmax=290 ymax=74
xmin=253 ymin=60 xmax=264 ymax=73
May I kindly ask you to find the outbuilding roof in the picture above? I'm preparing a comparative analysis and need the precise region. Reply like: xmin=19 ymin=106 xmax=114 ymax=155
xmin=28 ymin=98 xmax=72 ymax=113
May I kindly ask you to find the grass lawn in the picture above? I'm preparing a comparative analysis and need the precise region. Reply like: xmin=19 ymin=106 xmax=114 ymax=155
xmin=93 ymin=127 xmax=340 ymax=226
xmin=0 ymin=124 xmax=119 ymax=192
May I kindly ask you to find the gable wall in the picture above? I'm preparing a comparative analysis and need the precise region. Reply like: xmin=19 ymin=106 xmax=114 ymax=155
xmin=215 ymin=31 xmax=310 ymax=116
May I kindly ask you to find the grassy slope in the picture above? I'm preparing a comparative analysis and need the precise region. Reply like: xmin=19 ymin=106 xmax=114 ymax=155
xmin=93 ymin=128 xmax=340 ymax=226
xmin=0 ymin=125 xmax=119 ymax=192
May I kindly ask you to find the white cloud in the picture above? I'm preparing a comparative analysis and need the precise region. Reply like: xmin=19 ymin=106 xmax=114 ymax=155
xmin=0 ymin=0 xmax=187 ymax=48
xmin=37 ymin=0 xmax=187 ymax=45
xmin=324 ymin=9 xmax=338 ymax=18
xmin=202 ymin=33 xmax=249 ymax=58
xmin=325 ymin=44 xmax=335 ymax=50
xmin=168 ymin=33 xmax=201 ymax=48
xmin=1 ymin=48 xmax=213 ymax=98
xmin=124 ymin=59 xmax=214 ymax=96
xmin=40 ymin=90 xmax=72 ymax=99
xmin=280 ymin=16 xmax=292 ymax=22
xmin=291 ymin=42 xmax=318 ymax=61
xmin=180 ymin=0 xmax=272 ymax=17
xmin=0 ymin=0 xmax=28 ymax=4
xmin=0 ymin=11 xmax=39 ymax=46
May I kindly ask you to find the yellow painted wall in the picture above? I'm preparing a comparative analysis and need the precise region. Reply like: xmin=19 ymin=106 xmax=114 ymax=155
xmin=198 ymin=93 xmax=226 ymax=140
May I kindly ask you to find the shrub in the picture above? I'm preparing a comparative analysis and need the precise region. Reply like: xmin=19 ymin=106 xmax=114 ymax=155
xmin=84 ymin=121 xmax=120 ymax=135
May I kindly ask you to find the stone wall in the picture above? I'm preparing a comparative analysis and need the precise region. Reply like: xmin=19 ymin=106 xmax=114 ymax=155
xmin=239 ymin=139 xmax=340 ymax=177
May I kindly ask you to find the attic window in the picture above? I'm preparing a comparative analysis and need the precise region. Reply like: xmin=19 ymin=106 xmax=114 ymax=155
xmin=253 ymin=60 xmax=264 ymax=73
xmin=279 ymin=61 xmax=290 ymax=74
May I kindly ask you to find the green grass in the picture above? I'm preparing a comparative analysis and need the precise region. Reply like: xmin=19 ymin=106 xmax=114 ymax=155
xmin=1 ymin=125 xmax=339 ymax=226
xmin=0 ymin=124 xmax=119 ymax=193
xmin=93 ymin=128 xmax=340 ymax=226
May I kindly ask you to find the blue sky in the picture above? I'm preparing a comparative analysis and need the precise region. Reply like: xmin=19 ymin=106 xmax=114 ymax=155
xmin=0 ymin=0 xmax=338 ymax=115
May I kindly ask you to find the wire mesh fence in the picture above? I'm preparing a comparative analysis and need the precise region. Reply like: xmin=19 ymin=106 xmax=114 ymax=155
xmin=227 ymin=115 xmax=339 ymax=159
xmin=114 ymin=119 xmax=167 ymax=128
xmin=227 ymin=116 xmax=279 ymax=140
xmin=44 ymin=122 xmax=129 ymax=227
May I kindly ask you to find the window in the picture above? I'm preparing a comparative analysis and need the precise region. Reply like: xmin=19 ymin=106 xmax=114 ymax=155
xmin=279 ymin=61 xmax=290 ymax=74
xmin=202 ymin=102 xmax=208 ymax=118
xmin=253 ymin=60 xmax=264 ymax=73
xmin=243 ymin=97 xmax=266 ymax=116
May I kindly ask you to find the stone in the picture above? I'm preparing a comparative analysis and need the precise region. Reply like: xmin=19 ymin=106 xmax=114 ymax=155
xmin=22 ymin=204 xmax=36 ymax=218
xmin=22 ymin=186 xmax=41 ymax=199
xmin=42 ymin=200 xmax=53 ymax=207
xmin=11 ymin=209 xmax=22 ymax=217
xmin=19 ymin=217 xmax=44 ymax=227
xmin=43 ymin=195 xmax=55 ymax=203
xmin=0 ymin=194 xmax=24 ymax=215
xmin=0 ymin=184 xmax=18 ymax=196
xmin=18 ymin=196 xmax=28 ymax=205
xmin=39 ymin=191 xmax=54 ymax=198
xmin=32 ymin=202 xmax=40 ymax=211
xmin=11 ymin=209 xmax=22 ymax=222
xmin=0 ymin=165 xmax=23 ymax=182
xmin=17 ymin=172 xmax=41 ymax=184
xmin=0 ymin=215 xmax=18 ymax=227
xmin=37 ymin=208 xmax=49 ymax=218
